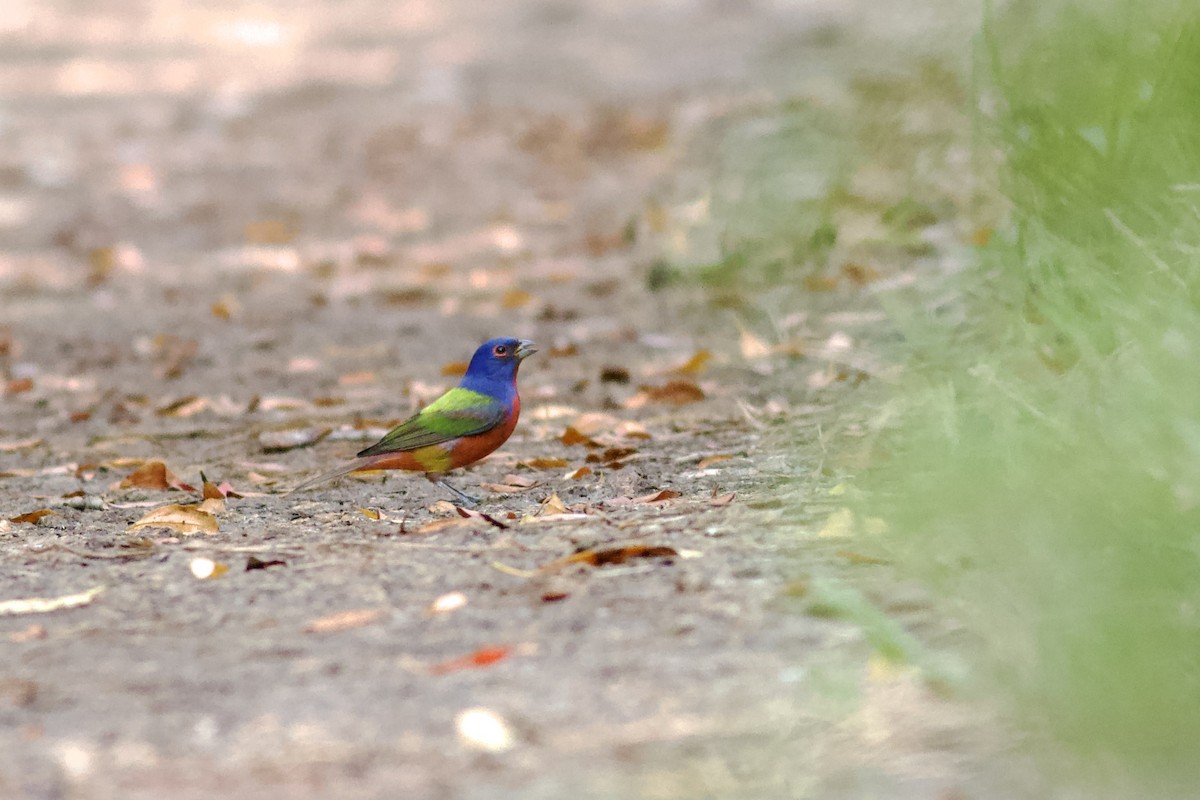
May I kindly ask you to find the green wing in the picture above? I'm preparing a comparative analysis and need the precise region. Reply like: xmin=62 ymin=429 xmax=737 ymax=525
xmin=356 ymin=388 xmax=505 ymax=457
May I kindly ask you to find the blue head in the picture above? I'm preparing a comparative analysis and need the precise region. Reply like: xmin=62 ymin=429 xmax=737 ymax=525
xmin=459 ymin=337 xmax=537 ymax=397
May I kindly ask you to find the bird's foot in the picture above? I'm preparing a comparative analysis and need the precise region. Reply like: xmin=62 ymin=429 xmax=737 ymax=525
xmin=437 ymin=479 xmax=480 ymax=507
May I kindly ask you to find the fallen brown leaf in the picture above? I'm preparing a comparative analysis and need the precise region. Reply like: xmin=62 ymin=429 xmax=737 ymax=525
xmin=599 ymin=366 xmax=631 ymax=383
xmin=563 ymin=466 xmax=592 ymax=480
xmin=626 ymin=380 xmax=705 ymax=408
xmin=841 ymin=262 xmax=882 ymax=286
xmin=454 ymin=506 xmax=510 ymax=529
xmin=540 ymin=493 xmax=570 ymax=515
xmin=633 ymin=489 xmax=681 ymax=504
xmin=155 ymin=395 xmax=208 ymax=417
xmin=128 ymin=504 xmax=219 ymax=535
xmin=561 ymin=426 xmax=600 ymax=448
xmin=189 ymin=557 xmax=229 ymax=579
xmin=245 ymin=556 xmax=287 ymax=571
xmin=540 ymin=544 xmax=679 ymax=572
xmin=519 ymin=457 xmax=569 ymax=470
xmin=697 ymin=454 xmax=734 ymax=469
xmin=119 ymin=461 xmax=193 ymax=492
xmin=709 ymin=492 xmax=737 ymax=506
xmin=304 ymin=608 xmax=385 ymax=634
xmin=440 ymin=361 xmax=469 ymax=377
xmin=5 ymin=377 xmax=33 ymax=396
xmin=8 ymin=509 xmax=55 ymax=525
xmin=411 ymin=517 xmax=474 ymax=535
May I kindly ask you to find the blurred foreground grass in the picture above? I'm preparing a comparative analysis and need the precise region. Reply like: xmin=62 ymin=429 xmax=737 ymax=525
xmin=862 ymin=0 xmax=1200 ymax=793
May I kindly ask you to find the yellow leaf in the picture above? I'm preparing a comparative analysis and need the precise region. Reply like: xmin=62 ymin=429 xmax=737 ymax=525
xmin=818 ymin=508 xmax=854 ymax=538
xmin=189 ymin=558 xmax=229 ymax=579
xmin=540 ymin=493 xmax=569 ymax=515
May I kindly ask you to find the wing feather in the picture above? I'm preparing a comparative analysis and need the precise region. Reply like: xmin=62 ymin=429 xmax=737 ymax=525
xmin=356 ymin=388 xmax=505 ymax=457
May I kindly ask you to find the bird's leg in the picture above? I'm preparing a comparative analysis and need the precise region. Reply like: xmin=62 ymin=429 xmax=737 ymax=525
xmin=436 ymin=479 xmax=480 ymax=507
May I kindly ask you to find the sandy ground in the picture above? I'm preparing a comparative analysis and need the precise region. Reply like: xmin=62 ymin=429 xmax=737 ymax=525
xmin=0 ymin=2 xmax=1031 ymax=798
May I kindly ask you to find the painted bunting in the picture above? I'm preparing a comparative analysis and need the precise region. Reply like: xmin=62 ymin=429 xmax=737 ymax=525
xmin=291 ymin=337 xmax=537 ymax=505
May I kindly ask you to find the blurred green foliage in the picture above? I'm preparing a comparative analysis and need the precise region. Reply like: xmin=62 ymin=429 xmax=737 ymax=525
xmin=865 ymin=0 xmax=1200 ymax=792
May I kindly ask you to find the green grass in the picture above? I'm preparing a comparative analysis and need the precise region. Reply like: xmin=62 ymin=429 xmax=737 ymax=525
xmin=864 ymin=0 xmax=1200 ymax=792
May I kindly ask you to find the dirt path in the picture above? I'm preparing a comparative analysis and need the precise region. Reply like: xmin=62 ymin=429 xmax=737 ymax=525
xmin=0 ymin=2 xmax=1027 ymax=798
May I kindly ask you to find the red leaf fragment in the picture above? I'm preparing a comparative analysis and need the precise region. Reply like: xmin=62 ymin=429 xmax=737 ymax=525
xmin=429 ymin=645 xmax=512 ymax=675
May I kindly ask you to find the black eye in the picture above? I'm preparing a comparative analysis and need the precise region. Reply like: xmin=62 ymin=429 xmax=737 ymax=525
xmin=494 ymin=345 xmax=508 ymax=356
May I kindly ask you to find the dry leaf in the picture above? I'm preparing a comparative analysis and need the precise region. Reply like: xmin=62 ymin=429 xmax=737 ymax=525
xmin=540 ymin=493 xmax=570 ymax=515
xmin=836 ymin=550 xmax=889 ymax=565
xmin=456 ymin=707 xmax=514 ymax=753
xmin=189 ymin=557 xmax=229 ymax=579
xmin=156 ymin=395 xmax=208 ymax=417
xmin=358 ymin=507 xmax=382 ymax=521
xmin=411 ymin=517 xmax=474 ymax=535
xmin=0 ymin=585 xmax=104 ymax=616
xmin=561 ymin=426 xmax=599 ymax=448
xmin=454 ymin=506 xmax=510 ymax=529
xmin=210 ymin=294 xmax=240 ymax=320
xmin=626 ymin=380 xmax=705 ymax=408
xmin=818 ymin=508 xmax=854 ymax=538
xmin=540 ymin=544 xmax=679 ymax=572
xmin=8 ymin=509 xmax=55 ymax=525
xmin=501 ymin=288 xmax=535 ymax=309
xmin=429 ymin=645 xmax=511 ymax=675
xmin=599 ymin=366 xmax=631 ymax=383
xmin=429 ymin=591 xmax=468 ymax=614
xmin=697 ymin=454 xmax=734 ymax=469
xmin=615 ymin=420 xmax=652 ymax=439
xmin=304 ymin=608 xmax=385 ymax=634
xmin=739 ymin=329 xmax=773 ymax=360
xmin=709 ymin=492 xmax=736 ymax=506
xmin=674 ymin=350 xmax=712 ymax=375
xmin=119 ymin=461 xmax=190 ymax=491
xmin=571 ymin=412 xmax=622 ymax=436
xmin=439 ymin=361 xmax=470 ymax=377
xmin=6 ymin=377 xmax=33 ymax=395
xmin=519 ymin=457 xmax=569 ymax=470
xmin=633 ymin=489 xmax=681 ymax=504
xmin=245 ymin=556 xmax=287 ymax=570
xmin=0 ymin=437 xmax=43 ymax=452
xmin=128 ymin=504 xmax=219 ymax=535
xmin=563 ymin=466 xmax=592 ymax=480
xmin=841 ymin=262 xmax=882 ymax=286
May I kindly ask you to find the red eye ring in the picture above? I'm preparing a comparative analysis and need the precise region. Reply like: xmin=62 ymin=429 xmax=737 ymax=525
xmin=493 ymin=345 xmax=508 ymax=356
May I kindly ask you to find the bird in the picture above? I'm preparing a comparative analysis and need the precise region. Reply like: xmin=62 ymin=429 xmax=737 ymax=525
xmin=290 ymin=337 xmax=537 ymax=505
